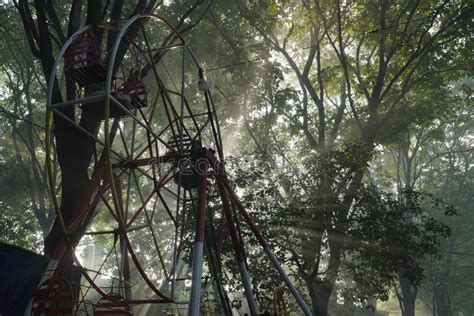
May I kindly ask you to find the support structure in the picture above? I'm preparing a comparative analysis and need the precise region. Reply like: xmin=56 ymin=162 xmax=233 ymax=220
xmin=32 ymin=13 xmax=312 ymax=316
xmin=189 ymin=160 xmax=208 ymax=315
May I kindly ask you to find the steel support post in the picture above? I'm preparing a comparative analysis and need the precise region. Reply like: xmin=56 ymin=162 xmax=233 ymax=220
xmin=220 ymin=175 xmax=313 ymax=316
xmin=189 ymin=160 xmax=209 ymax=316
xmin=216 ymin=178 xmax=259 ymax=315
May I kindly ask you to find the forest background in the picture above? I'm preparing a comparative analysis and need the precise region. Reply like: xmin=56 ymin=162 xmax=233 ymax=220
xmin=0 ymin=1 xmax=472 ymax=315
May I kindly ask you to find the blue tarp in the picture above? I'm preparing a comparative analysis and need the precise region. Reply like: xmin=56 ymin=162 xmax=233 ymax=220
xmin=0 ymin=242 xmax=46 ymax=316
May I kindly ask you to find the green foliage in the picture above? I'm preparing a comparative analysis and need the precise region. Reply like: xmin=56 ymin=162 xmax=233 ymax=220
xmin=225 ymin=148 xmax=459 ymax=311
xmin=0 ymin=154 xmax=43 ymax=250
xmin=0 ymin=0 xmax=471 ymax=314
xmin=342 ymin=188 xmax=454 ymax=303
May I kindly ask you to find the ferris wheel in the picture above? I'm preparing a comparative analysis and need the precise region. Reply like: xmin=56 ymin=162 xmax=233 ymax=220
xmin=30 ymin=14 xmax=311 ymax=316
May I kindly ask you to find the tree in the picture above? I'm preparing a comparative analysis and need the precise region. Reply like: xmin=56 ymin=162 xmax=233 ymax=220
xmin=368 ymin=76 xmax=473 ymax=315
xmin=0 ymin=5 xmax=52 ymax=250
xmin=205 ymin=1 xmax=471 ymax=314
xmin=3 ymin=0 xmax=472 ymax=314
xmin=415 ymin=95 xmax=473 ymax=316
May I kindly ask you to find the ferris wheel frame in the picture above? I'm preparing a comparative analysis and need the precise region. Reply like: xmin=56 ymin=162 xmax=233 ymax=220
xmin=39 ymin=13 xmax=311 ymax=316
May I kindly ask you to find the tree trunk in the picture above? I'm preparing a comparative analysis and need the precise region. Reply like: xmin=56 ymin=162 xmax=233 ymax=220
xmin=44 ymin=106 xmax=100 ymax=256
xmin=312 ymin=283 xmax=333 ymax=316
xmin=399 ymin=276 xmax=417 ymax=316
xmin=432 ymin=237 xmax=454 ymax=316
xmin=433 ymin=285 xmax=450 ymax=316
xmin=305 ymin=245 xmax=341 ymax=316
